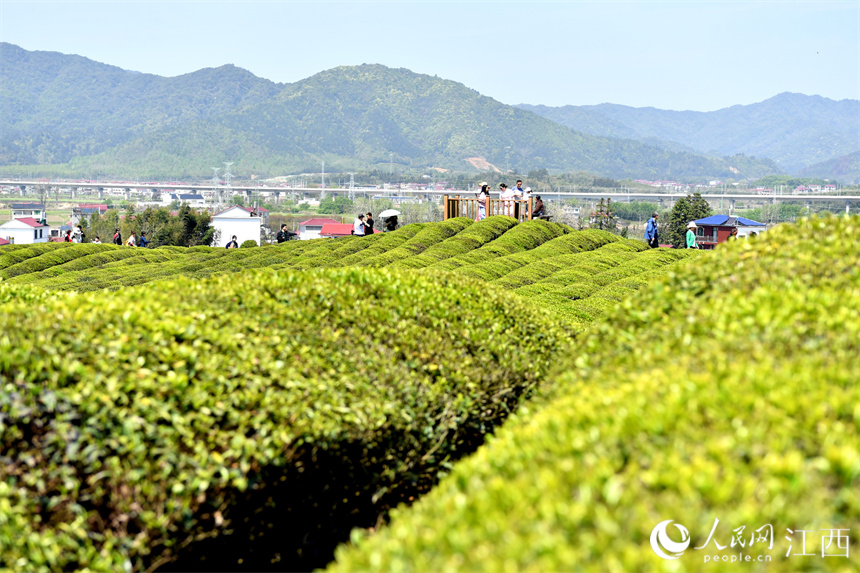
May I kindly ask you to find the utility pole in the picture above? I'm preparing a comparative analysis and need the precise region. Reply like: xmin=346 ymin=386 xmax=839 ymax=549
xmin=320 ymin=161 xmax=326 ymax=201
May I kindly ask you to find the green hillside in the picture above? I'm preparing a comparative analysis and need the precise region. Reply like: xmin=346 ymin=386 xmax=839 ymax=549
xmin=0 ymin=43 xmax=281 ymax=165
xmin=519 ymin=93 xmax=860 ymax=174
xmin=1 ymin=43 xmax=781 ymax=180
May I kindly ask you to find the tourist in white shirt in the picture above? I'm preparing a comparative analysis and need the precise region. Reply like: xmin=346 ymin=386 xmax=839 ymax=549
xmin=353 ymin=214 xmax=366 ymax=236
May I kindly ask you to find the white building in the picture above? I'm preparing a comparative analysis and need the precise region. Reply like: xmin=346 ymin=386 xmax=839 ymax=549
xmin=10 ymin=203 xmax=46 ymax=221
xmin=212 ymin=205 xmax=262 ymax=247
xmin=0 ymin=217 xmax=50 ymax=245
xmin=161 ymin=193 xmax=206 ymax=207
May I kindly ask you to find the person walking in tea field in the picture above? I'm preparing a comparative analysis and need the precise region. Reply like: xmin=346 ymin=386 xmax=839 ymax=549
xmin=645 ymin=212 xmax=659 ymax=248
xmin=72 ymin=224 xmax=84 ymax=243
xmin=353 ymin=214 xmax=366 ymax=236
xmin=113 ymin=229 xmax=122 ymax=246
xmin=91 ymin=236 xmax=101 ymax=244
xmin=276 ymin=224 xmax=289 ymax=243
xmin=686 ymin=222 xmax=699 ymax=249
xmin=365 ymin=213 xmax=375 ymax=234
xmin=125 ymin=231 xmax=137 ymax=247
xmin=138 ymin=231 xmax=149 ymax=248
xmin=64 ymin=229 xmax=73 ymax=242
xmin=384 ymin=215 xmax=398 ymax=232
xmin=226 ymin=235 xmax=239 ymax=249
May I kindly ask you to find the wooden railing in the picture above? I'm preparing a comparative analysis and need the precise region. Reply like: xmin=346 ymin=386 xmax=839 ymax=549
xmin=443 ymin=195 xmax=535 ymax=223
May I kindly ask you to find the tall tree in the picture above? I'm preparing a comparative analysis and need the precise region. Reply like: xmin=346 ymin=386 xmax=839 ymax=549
xmin=667 ymin=193 xmax=712 ymax=248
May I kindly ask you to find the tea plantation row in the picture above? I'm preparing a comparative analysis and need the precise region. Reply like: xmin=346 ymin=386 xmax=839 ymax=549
xmin=0 ymin=268 xmax=574 ymax=571
xmin=1 ymin=217 xmax=701 ymax=334
xmin=0 ymin=217 xmax=707 ymax=571
xmin=330 ymin=215 xmax=860 ymax=572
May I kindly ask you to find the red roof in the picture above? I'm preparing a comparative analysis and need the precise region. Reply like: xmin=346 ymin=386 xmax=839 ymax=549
xmin=0 ymin=237 xmax=9 ymax=246
xmin=319 ymin=224 xmax=380 ymax=237
xmin=15 ymin=217 xmax=46 ymax=228
xmin=79 ymin=203 xmax=108 ymax=210
xmin=320 ymin=223 xmax=355 ymax=237
xmin=299 ymin=218 xmax=341 ymax=227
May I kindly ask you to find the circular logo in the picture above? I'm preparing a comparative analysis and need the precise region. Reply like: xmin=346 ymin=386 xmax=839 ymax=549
xmin=650 ymin=520 xmax=691 ymax=560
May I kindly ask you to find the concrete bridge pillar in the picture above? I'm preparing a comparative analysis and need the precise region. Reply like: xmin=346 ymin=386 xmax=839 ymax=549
xmin=729 ymin=199 xmax=735 ymax=216
xmin=806 ymin=201 xmax=811 ymax=213
xmin=124 ymin=188 xmax=131 ymax=201
xmin=98 ymin=188 xmax=105 ymax=200
xmin=71 ymin=187 xmax=77 ymax=200
xmin=19 ymin=186 xmax=25 ymax=196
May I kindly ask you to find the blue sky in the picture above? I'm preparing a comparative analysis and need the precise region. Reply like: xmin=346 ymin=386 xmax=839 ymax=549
xmin=1 ymin=0 xmax=858 ymax=111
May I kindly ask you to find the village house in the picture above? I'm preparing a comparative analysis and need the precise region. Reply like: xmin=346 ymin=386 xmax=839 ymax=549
xmin=10 ymin=203 xmax=46 ymax=221
xmin=298 ymin=218 xmax=342 ymax=240
xmin=211 ymin=205 xmax=262 ymax=247
xmin=161 ymin=192 xmax=206 ymax=207
xmin=692 ymin=215 xmax=767 ymax=249
xmin=0 ymin=217 xmax=51 ymax=245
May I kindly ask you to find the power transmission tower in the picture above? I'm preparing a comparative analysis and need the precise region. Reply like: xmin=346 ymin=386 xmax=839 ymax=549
xmin=347 ymin=172 xmax=356 ymax=201
xmin=211 ymin=168 xmax=221 ymax=204
xmin=223 ymin=161 xmax=233 ymax=203
xmin=320 ymin=161 xmax=326 ymax=201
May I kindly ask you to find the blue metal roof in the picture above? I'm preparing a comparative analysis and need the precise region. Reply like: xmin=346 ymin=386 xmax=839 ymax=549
xmin=694 ymin=214 xmax=766 ymax=227
xmin=694 ymin=215 xmax=730 ymax=225
xmin=735 ymin=216 xmax=766 ymax=226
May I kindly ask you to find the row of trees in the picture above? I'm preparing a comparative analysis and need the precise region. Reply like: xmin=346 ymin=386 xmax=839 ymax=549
xmin=82 ymin=204 xmax=215 ymax=247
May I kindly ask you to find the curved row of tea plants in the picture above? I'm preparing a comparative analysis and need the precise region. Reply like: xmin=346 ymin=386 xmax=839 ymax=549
xmin=0 ymin=267 xmax=571 ymax=572
xmin=330 ymin=215 xmax=860 ymax=573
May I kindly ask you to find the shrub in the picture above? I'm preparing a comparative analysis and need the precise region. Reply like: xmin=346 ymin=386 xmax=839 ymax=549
xmin=0 ymin=267 xmax=570 ymax=572
xmin=240 ymin=239 xmax=258 ymax=248
xmin=330 ymin=216 xmax=860 ymax=573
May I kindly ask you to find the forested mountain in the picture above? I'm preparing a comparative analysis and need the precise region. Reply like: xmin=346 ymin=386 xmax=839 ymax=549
xmin=0 ymin=42 xmax=281 ymax=164
xmin=519 ymin=93 xmax=860 ymax=175
xmin=796 ymin=151 xmax=860 ymax=184
xmin=1 ymin=42 xmax=781 ymax=180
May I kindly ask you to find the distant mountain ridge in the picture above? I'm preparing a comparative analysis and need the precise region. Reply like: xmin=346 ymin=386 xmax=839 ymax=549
xmin=1 ymin=42 xmax=782 ymax=180
xmin=797 ymin=151 xmax=860 ymax=184
xmin=518 ymin=94 xmax=860 ymax=175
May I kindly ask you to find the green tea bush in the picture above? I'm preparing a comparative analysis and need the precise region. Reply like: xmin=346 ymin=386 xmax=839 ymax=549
xmin=360 ymin=218 xmax=473 ymax=268
xmin=240 ymin=239 xmax=258 ymax=248
xmin=430 ymin=220 xmax=569 ymax=271
xmin=5 ymin=247 xmax=154 ymax=283
xmin=0 ymin=267 xmax=570 ymax=572
xmin=330 ymin=216 xmax=860 ymax=573
xmin=388 ymin=217 xmax=518 ymax=270
xmin=0 ymin=242 xmax=73 ymax=270
xmin=0 ymin=244 xmax=116 ymax=279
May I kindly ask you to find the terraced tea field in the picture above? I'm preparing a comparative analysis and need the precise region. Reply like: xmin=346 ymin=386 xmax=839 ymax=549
xmin=0 ymin=215 xmax=856 ymax=572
